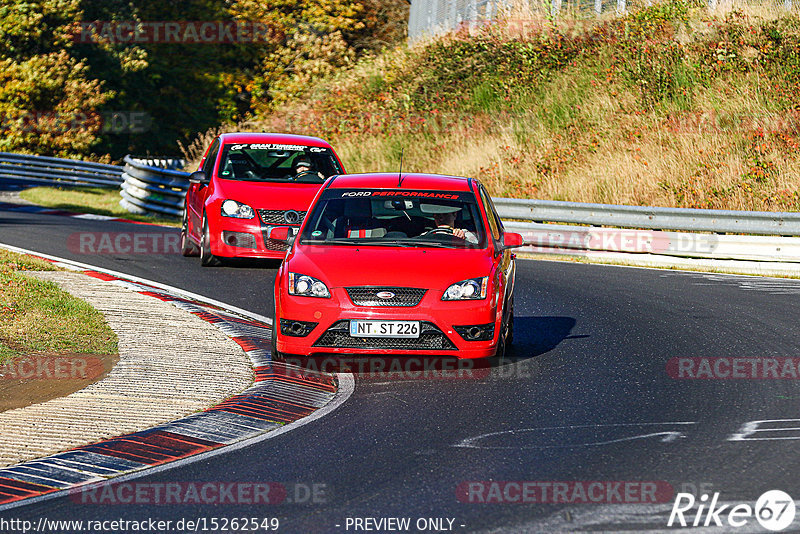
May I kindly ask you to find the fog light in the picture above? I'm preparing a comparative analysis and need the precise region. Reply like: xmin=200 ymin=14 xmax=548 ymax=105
xmin=280 ymin=319 xmax=319 ymax=337
xmin=453 ymin=323 xmax=495 ymax=341
xmin=221 ymin=231 xmax=256 ymax=249
xmin=468 ymin=326 xmax=483 ymax=338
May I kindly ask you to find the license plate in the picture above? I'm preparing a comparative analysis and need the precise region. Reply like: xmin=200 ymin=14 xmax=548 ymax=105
xmin=349 ymin=320 xmax=420 ymax=338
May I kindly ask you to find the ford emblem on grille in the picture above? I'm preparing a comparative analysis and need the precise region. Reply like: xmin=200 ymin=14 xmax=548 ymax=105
xmin=284 ymin=210 xmax=300 ymax=224
xmin=376 ymin=291 xmax=395 ymax=299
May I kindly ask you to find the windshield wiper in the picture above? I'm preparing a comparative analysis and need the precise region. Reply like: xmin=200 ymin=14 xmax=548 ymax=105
xmin=407 ymin=240 xmax=461 ymax=248
xmin=300 ymin=238 xmax=356 ymax=245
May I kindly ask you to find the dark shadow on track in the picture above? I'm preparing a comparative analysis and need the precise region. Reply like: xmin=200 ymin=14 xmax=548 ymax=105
xmin=276 ymin=316 xmax=579 ymax=378
xmin=0 ymin=214 xmax=55 ymax=226
xmin=214 ymin=257 xmax=283 ymax=270
xmin=504 ymin=315 xmax=581 ymax=361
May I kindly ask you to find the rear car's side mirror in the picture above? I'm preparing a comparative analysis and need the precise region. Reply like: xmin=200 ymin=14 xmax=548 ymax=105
xmin=269 ymin=227 xmax=296 ymax=246
xmin=189 ymin=170 xmax=208 ymax=184
xmin=269 ymin=227 xmax=290 ymax=241
xmin=501 ymin=232 xmax=525 ymax=250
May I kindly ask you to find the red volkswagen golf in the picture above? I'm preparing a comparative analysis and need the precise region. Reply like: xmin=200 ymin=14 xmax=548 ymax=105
xmin=181 ymin=132 xmax=346 ymax=265
xmin=271 ymin=173 xmax=524 ymax=359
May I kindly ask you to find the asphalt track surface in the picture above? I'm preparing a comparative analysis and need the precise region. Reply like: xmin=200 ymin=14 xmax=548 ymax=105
xmin=3 ymin=202 xmax=800 ymax=533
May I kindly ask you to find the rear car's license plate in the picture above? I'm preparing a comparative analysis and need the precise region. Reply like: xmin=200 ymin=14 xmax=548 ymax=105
xmin=349 ymin=320 xmax=420 ymax=338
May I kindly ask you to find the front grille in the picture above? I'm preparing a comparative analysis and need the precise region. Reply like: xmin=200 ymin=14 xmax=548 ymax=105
xmin=346 ymin=287 xmax=427 ymax=307
xmin=263 ymin=236 xmax=289 ymax=252
xmin=313 ymin=321 xmax=456 ymax=350
xmin=258 ymin=209 xmax=306 ymax=226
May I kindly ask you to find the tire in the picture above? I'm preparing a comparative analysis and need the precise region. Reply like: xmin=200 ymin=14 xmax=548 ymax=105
xmin=271 ymin=307 xmax=285 ymax=362
xmin=200 ymin=217 xmax=220 ymax=267
xmin=180 ymin=209 xmax=199 ymax=257
xmin=495 ymin=298 xmax=514 ymax=359
xmin=495 ymin=326 xmax=507 ymax=360
xmin=506 ymin=298 xmax=514 ymax=346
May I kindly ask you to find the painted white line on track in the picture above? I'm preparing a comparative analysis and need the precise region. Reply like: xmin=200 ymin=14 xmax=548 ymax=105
xmin=0 ymin=240 xmax=356 ymax=511
xmin=0 ymin=241 xmax=272 ymax=324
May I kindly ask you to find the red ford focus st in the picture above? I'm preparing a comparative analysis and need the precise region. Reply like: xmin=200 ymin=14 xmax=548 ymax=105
xmin=272 ymin=172 xmax=524 ymax=359
xmin=181 ymin=132 xmax=346 ymax=265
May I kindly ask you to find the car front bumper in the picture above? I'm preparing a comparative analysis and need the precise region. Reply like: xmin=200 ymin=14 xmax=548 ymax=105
xmin=275 ymin=287 xmax=502 ymax=359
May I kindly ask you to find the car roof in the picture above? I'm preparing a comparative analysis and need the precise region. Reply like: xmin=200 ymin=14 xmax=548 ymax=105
xmin=218 ymin=132 xmax=333 ymax=148
xmin=328 ymin=173 xmax=474 ymax=192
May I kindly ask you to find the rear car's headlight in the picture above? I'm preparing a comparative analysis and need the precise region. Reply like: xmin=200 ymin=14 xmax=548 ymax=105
xmin=221 ymin=199 xmax=254 ymax=219
xmin=442 ymin=277 xmax=488 ymax=300
xmin=288 ymin=273 xmax=331 ymax=298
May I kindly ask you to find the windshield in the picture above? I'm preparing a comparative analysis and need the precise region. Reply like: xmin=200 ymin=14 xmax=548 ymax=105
xmin=217 ymin=142 xmax=342 ymax=183
xmin=299 ymin=189 xmax=486 ymax=249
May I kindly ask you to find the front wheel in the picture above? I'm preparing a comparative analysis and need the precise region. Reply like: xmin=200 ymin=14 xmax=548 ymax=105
xmin=271 ymin=307 xmax=286 ymax=361
xmin=200 ymin=217 xmax=220 ymax=267
xmin=506 ymin=299 xmax=514 ymax=346
xmin=495 ymin=300 xmax=514 ymax=359
xmin=180 ymin=209 xmax=199 ymax=257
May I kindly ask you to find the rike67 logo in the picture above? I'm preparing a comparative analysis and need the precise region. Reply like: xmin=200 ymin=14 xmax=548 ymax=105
xmin=668 ymin=490 xmax=796 ymax=531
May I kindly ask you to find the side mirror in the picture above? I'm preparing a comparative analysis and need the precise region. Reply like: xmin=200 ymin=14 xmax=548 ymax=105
xmin=269 ymin=227 xmax=296 ymax=246
xmin=501 ymin=232 xmax=525 ymax=250
xmin=189 ymin=170 xmax=208 ymax=185
xmin=269 ymin=227 xmax=290 ymax=241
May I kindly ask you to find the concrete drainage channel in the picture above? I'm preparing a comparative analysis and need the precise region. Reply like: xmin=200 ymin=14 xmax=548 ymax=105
xmin=0 ymin=244 xmax=354 ymax=510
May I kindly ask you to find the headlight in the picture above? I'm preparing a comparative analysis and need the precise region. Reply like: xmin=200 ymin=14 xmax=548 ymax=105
xmin=442 ymin=277 xmax=488 ymax=301
xmin=221 ymin=199 xmax=254 ymax=219
xmin=288 ymin=273 xmax=331 ymax=298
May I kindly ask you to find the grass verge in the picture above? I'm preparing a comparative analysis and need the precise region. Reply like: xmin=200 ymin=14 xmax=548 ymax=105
xmin=19 ymin=187 xmax=180 ymax=227
xmin=0 ymin=249 xmax=118 ymax=362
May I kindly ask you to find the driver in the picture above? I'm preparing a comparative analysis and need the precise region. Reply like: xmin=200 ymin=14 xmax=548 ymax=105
xmin=428 ymin=206 xmax=478 ymax=243
xmin=295 ymin=157 xmax=324 ymax=180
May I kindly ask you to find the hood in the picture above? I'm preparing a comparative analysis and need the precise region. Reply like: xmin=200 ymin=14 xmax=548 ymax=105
xmin=215 ymin=179 xmax=322 ymax=210
xmin=286 ymin=245 xmax=494 ymax=290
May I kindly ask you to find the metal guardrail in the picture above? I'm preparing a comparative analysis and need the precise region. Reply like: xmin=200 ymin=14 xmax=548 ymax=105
xmin=409 ymin=0 xmax=795 ymax=42
xmin=0 ymin=152 xmax=123 ymax=188
xmin=2 ymin=149 xmax=795 ymax=265
xmin=495 ymin=198 xmax=800 ymax=263
xmin=493 ymin=198 xmax=800 ymax=237
xmin=502 ymin=221 xmax=800 ymax=263
xmin=120 ymin=156 xmax=189 ymax=218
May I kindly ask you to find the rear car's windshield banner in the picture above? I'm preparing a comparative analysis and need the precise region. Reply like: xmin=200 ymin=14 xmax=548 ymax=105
xmin=228 ymin=143 xmax=313 ymax=151
xmin=329 ymin=190 xmax=468 ymax=200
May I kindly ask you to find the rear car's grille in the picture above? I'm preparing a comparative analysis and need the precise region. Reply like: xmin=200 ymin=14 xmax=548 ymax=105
xmin=313 ymin=321 xmax=456 ymax=350
xmin=262 ymin=234 xmax=289 ymax=252
xmin=346 ymin=287 xmax=427 ymax=307
xmin=257 ymin=209 xmax=306 ymax=226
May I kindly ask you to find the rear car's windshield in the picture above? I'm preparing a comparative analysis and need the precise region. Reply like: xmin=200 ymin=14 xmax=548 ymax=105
xmin=218 ymin=143 xmax=342 ymax=183
xmin=299 ymin=189 xmax=486 ymax=249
